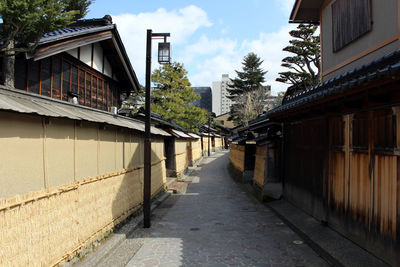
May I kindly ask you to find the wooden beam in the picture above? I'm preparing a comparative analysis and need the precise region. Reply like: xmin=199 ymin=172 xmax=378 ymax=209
xmin=33 ymin=31 xmax=112 ymax=61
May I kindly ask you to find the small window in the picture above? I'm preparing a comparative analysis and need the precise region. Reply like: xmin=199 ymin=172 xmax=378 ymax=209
xmin=332 ymin=0 xmax=372 ymax=52
xmin=85 ymin=73 xmax=92 ymax=106
xmin=52 ymin=56 xmax=62 ymax=99
xmin=62 ymin=61 xmax=71 ymax=101
xmin=78 ymin=69 xmax=85 ymax=105
xmin=41 ymin=58 xmax=51 ymax=97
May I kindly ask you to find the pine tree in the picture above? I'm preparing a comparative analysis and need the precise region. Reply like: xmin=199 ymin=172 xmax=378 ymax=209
xmin=227 ymin=52 xmax=267 ymax=99
xmin=276 ymin=24 xmax=320 ymax=91
xmin=0 ymin=0 xmax=92 ymax=87
xmin=227 ymin=52 xmax=267 ymax=126
xmin=151 ymin=62 xmax=208 ymax=132
xmin=63 ymin=0 xmax=94 ymax=20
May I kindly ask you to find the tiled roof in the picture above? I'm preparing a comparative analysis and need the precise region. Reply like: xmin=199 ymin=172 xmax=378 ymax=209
xmin=265 ymin=49 xmax=400 ymax=118
xmin=39 ymin=16 xmax=114 ymax=44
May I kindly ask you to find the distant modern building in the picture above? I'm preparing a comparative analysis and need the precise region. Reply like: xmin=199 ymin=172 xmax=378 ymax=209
xmin=191 ymin=87 xmax=212 ymax=112
xmin=212 ymin=74 xmax=233 ymax=116
xmin=212 ymin=74 xmax=277 ymax=115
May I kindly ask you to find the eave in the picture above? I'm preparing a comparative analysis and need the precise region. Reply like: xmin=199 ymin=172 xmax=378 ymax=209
xmin=26 ymin=24 xmax=140 ymax=92
xmin=289 ymin=0 xmax=324 ymax=24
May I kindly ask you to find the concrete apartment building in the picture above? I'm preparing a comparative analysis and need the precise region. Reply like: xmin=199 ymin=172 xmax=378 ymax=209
xmin=212 ymin=74 xmax=276 ymax=116
xmin=212 ymin=74 xmax=233 ymax=116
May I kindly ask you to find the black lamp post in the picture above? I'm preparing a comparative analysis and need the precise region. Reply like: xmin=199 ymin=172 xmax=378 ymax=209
xmin=144 ymin=30 xmax=170 ymax=228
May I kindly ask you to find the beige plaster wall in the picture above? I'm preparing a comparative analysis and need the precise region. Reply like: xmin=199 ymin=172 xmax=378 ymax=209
xmin=174 ymin=139 xmax=189 ymax=176
xmin=0 ymin=113 xmax=45 ymax=197
xmin=0 ymin=111 xmax=166 ymax=266
xmin=191 ymin=139 xmax=202 ymax=163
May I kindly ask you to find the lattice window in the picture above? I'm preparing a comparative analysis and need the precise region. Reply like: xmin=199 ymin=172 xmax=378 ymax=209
xmin=332 ymin=0 xmax=372 ymax=52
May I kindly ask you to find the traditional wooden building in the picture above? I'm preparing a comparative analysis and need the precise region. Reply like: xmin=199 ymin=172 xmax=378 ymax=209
xmin=0 ymin=17 xmax=171 ymax=266
xmin=263 ymin=0 xmax=400 ymax=264
xmin=11 ymin=15 xmax=140 ymax=110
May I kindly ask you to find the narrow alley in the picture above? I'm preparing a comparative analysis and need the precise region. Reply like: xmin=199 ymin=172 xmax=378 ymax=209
xmin=79 ymin=152 xmax=328 ymax=267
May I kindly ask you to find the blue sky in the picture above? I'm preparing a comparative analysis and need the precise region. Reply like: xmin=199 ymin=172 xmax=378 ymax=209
xmin=87 ymin=0 xmax=296 ymax=95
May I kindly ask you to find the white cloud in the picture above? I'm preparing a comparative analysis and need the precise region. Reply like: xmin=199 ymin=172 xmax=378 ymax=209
xmin=189 ymin=55 xmax=241 ymax=87
xmin=112 ymin=5 xmax=212 ymax=84
xmin=112 ymin=4 xmax=298 ymax=95
xmin=188 ymin=24 xmax=297 ymax=95
xmin=181 ymin=35 xmax=237 ymax=64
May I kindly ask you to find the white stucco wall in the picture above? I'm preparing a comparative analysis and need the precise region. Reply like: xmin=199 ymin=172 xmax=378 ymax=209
xmin=65 ymin=43 xmax=114 ymax=79
xmin=79 ymin=44 xmax=92 ymax=67
xmin=92 ymin=43 xmax=104 ymax=73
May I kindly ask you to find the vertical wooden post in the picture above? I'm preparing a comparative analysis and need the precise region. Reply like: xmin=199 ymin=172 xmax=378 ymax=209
xmin=368 ymin=111 xmax=375 ymax=230
xmin=344 ymin=114 xmax=351 ymax=212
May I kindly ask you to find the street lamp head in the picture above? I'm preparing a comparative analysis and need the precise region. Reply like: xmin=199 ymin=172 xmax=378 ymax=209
xmin=158 ymin=42 xmax=171 ymax=64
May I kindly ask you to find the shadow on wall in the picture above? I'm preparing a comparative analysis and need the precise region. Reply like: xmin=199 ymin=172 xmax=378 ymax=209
xmin=110 ymin=132 xmax=166 ymax=231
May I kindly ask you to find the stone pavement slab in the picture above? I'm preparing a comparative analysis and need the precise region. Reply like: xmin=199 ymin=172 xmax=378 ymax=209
xmin=267 ymin=200 xmax=389 ymax=267
xmin=124 ymin=152 xmax=328 ymax=266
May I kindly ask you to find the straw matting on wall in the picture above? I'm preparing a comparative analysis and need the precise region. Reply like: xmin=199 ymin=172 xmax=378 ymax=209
xmin=215 ymin=138 xmax=223 ymax=150
xmin=229 ymin=144 xmax=245 ymax=172
xmin=0 ymin=113 xmax=167 ymax=266
xmin=175 ymin=140 xmax=189 ymax=177
xmin=190 ymin=139 xmax=202 ymax=164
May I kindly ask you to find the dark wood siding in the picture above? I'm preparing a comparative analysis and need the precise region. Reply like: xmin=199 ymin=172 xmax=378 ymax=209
xmin=283 ymin=117 xmax=327 ymax=220
xmin=332 ymin=0 xmax=372 ymax=52
xmin=328 ymin=108 xmax=400 ymax=265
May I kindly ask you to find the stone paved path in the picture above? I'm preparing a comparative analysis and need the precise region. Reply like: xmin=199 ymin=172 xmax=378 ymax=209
xmin=108 ymin=152 xmax=328 ymax=266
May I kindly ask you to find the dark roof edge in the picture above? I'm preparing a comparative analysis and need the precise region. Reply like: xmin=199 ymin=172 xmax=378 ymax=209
xmin=264 ymin=49 xmax=400 ymax=118
xmin=37 ymin=24 xmax=114 ymax=46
